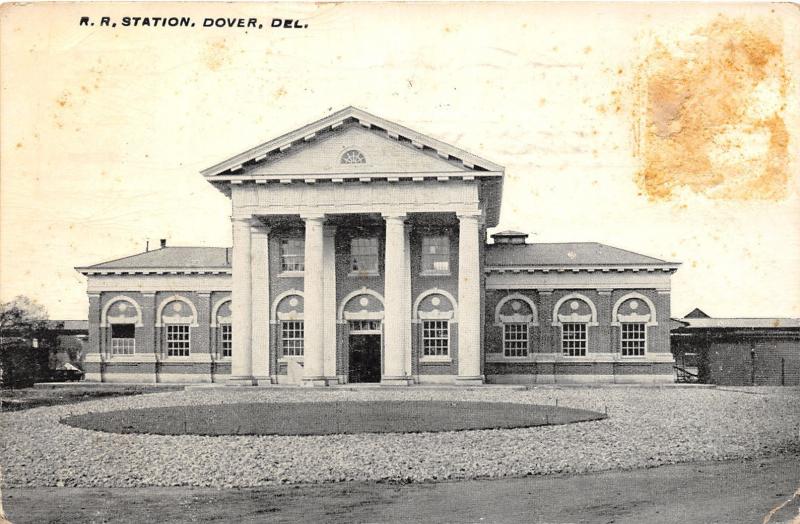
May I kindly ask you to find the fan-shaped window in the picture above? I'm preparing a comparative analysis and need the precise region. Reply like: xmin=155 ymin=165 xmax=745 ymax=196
xmin=340 ymin=149 xmax=366 ymax=164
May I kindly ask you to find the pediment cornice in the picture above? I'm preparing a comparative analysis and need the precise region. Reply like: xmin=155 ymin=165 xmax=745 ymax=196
xmin=200 ymin=106 xmax=504 ymax=178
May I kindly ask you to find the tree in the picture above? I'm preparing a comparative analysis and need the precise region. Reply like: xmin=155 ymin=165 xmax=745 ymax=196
xmin=1 ymin=295 xmax=48 ymax=334
xmin=1 ymin=295 xmax=51 ymax=388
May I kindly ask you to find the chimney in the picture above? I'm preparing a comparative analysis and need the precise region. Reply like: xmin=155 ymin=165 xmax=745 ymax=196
xmin=160 ymin=238 xmax=167 ymax=248
xmin=145 ymin=239 xmax=150 ymax=252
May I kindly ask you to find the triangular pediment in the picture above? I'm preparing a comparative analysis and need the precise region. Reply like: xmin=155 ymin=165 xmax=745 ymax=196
xmin=247 ymin=125 xmax=465 ymax=176
xmin=201 ymin=107 xmax=504 ymax=179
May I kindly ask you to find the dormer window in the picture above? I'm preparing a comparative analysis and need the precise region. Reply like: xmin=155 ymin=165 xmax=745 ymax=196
xmin=341 ymin=149 xmax=366 ymax=164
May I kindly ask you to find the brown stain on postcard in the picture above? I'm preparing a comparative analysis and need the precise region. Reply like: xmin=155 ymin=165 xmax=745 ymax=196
xmin=630 ymin=17 xmax=790 ymax=200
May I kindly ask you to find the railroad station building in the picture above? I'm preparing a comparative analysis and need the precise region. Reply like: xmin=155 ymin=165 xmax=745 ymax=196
xmin=77 ymin=107 xmax=679 ymax=385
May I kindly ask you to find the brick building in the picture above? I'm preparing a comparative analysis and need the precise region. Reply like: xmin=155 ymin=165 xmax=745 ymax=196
xmin=672 ymin=309 xmax=800 ymax=386
xmin=76 ymin=107 xmax=679 ymax=385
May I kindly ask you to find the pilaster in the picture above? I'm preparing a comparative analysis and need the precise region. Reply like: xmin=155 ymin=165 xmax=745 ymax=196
xmin=537 ymin=289 xmax=554 ymax=352
xmin=597 ymin=289 xmax=613 ymax=354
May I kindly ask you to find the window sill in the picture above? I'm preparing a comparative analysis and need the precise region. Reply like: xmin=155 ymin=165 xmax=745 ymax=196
xmin=278 ymin=271 xmax=304 ymax=278
xmin=419 ymin=356 xmax=452 ymax=364
xmin=348 ymin=271 xmax=380 ymax=278
xmin=279 ymin=355 xmax=304 ymax=362
xmin=419 ymin=270 xmax=451 ymax=277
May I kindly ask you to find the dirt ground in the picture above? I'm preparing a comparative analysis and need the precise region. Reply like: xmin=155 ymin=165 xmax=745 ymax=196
xmin=3 ymin=453 xmax=798 ymax=524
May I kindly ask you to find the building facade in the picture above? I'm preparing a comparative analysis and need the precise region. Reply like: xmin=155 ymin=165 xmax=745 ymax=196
xmin=77 ymin=107 xmax=679 ymax=385
xmin=672 ymin=309 xmax=800 ymax=386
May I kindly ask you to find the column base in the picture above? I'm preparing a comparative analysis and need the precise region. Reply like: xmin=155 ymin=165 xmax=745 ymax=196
xmin=227 ymin=376 xmax=257 ymax=386
xmin=301 ymin=377 xmax=329 ymax=387
xmin=254 ymin=375 xmax=274 ymax=385
xmin=381 ymin=376 xmax=413 ymax=386
xmin=456 ymin=375 xmax=485 ymax=385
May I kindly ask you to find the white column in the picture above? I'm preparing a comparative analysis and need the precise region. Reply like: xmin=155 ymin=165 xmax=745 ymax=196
xmin=457 ymin=212 xmax=484 ymax=384
xmin=301 ymin=214 xmax=327 ymax=386
xmin=322 ymin=225 xmax=338 ymax=384
xmin=382 ymin=213 xmax=412 ymax=385
xmin=251 ymin=223 xmax=271 ymax=384
xmin=403 ymin=223 xmax=413 ymax=378
xmin=229 ymin=216 xmax=256 ymax=385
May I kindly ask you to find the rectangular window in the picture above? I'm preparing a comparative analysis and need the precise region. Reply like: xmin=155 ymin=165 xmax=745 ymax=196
xmin=281 ymin=320 xmax=304 ymax=356
xmin=280 ymin=238 xmax=305 ymax=272
xmin=561 ymin=323 xmax=587 ymax=357
xmin=110 ymin=323 xmax=135 ymax=355
xmin=503 ymin=323 xmax=529 ymax=357
xmin=621 ymin=322 xmax=646 ymax=357
xmin=421 ymin=236 xmax=450 ymax=274
xmin=220 ymin=324 xmax=232 ymax=358
xmin=348 ymin=320 xmax=381 ymax=333
xmin=350 ymin=237 xmax=379 ymax=274
xmin=166 ymin=324 xmax=190 ymax=357
xmin=422 ymin=320 xmax=449 ymax=357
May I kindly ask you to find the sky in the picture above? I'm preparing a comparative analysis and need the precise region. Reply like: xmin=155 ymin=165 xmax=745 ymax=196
xmin=1 ymin=2 xmax=798 ymax=320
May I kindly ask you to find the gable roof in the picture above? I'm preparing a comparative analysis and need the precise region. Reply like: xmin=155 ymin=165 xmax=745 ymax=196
xmin=684 ymin=307 xmax=711 ymax=318
xmin=201 ymin=106 xmax=504 ymax=178
xmin=485 ymin=242 xmax=678 ymax=269
xmin=76 ymin=247 xmax=231 ymax=275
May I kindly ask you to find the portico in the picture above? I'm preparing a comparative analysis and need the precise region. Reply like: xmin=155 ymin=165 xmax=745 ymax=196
xmin=225 ymin=208 xmax=490 ymax=386
xmin=205 ymin=107 xmax=503 ymax=386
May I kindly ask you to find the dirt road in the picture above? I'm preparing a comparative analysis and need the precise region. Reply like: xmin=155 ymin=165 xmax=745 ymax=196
xmin=3 ymin=454 xmax=798 ymax=523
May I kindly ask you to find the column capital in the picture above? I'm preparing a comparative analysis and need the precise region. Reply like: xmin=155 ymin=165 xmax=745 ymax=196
xmin=456 ymin=211 xmax=483 ymax=220
xmin=381 ymin=212 xmax=407 ymax=221
xmin=300 ymin=213 xmax=326 ymax=222
xmin=598 ymin=288 xmax=614 ymax=295
xmin=250 ymin=223 xmax=271 ymax=236
xmin=231 ymin=215 xmax=255 ymax=226
xmin=537 ymin=288 xmax=555 ymax=295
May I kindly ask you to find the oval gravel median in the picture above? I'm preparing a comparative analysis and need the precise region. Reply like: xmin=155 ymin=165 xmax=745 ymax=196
xmin=60 ymin=400 xmax=605 ymax=436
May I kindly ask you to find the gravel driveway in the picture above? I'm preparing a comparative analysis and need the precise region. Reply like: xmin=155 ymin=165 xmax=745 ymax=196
xmin=1 ymin=386 xmax=797 ymax=488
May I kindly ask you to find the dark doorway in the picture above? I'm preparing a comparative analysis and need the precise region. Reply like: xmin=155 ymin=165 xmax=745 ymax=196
xmin=349 ymin=334 xmax=381 ymax=383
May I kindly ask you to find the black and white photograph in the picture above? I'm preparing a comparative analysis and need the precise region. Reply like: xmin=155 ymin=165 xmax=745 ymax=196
xmin=0 ymin=2 xmax=798 ymax=522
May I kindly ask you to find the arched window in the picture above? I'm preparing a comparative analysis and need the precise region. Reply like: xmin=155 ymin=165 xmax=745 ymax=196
xmin=552 ymin=293 xmax=598 ymax=357
xmin=212 ymin=298 xmax=232 ymax=359
xmin=157 ymin=296 xmax=198 ymax=357
xmin=102 ymin=296 xmax=142 ymax=356
xmin=494 ymin=293 xmax=538 ymax=358
xmin=272 ymin=290 xmax=304 ymax=357
xmin=414 ymin=289 xmax=457 ymax=360
xmin=612 ymin=293 xmax=657 ymax=357
xmin=340 ymin=149 xmax=366 ymax=164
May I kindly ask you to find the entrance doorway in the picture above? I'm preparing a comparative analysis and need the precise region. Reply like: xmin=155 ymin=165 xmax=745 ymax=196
xmin=348 ymin=320 xmax=382 ymax=383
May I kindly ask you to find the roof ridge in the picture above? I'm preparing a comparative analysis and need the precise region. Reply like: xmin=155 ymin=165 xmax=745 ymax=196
xmin=77 ymin=246 xmax=231 ymax=270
